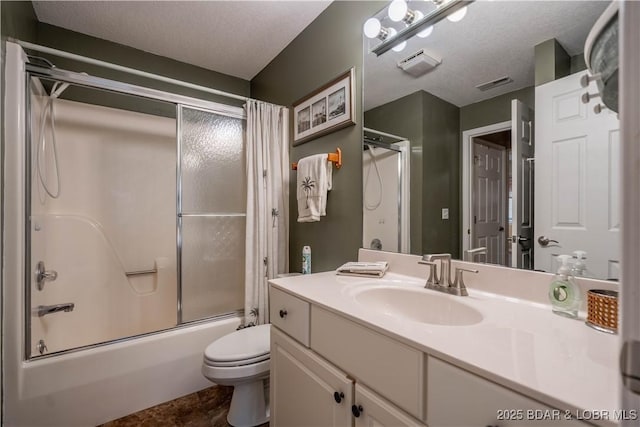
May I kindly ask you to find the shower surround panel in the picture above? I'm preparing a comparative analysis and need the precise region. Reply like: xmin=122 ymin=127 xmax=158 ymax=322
xmin=30 ymin=85 xmax=177 ymax=355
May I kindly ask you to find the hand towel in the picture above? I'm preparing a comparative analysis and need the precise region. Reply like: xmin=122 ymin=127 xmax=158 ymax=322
xmin=336 ymin=261 xmax=389 ymax=278
xmin=297 ymin=154 xmax=333 ymax=222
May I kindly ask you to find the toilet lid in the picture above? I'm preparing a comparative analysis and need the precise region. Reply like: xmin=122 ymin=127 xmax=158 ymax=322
xmin=204 ymin=324 xmax=270 ymax=363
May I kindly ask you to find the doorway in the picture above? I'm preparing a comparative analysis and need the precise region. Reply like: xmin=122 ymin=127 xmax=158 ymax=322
xmin=471 ymin=131 xmax=511 ymax=266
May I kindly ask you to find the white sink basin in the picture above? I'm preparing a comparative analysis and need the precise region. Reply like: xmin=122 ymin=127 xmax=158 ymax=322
xmin=354 ymin=286 xmax=483 ymax=326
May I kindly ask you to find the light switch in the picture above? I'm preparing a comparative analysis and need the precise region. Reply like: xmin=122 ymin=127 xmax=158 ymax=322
xmin=442 ymin=208 xmax=449 ymax=220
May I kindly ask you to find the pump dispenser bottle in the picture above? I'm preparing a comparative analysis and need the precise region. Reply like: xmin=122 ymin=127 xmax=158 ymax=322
xmin=548 ymin=255 xmax=582 ymax=318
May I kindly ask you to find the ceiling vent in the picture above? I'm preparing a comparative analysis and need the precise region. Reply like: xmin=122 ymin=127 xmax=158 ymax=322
xmin=475 ymin=76 xmax=514 ymax=91
xmin=397 ymin=49 xmax=441 ymax=77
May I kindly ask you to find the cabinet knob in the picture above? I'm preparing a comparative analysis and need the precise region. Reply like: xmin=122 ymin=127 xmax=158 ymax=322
xmin=351 ymin=404 xmax=363 ymax=418
xmin=279 ymin=309 xmax=287 ymax=318
xmin=333 ymin=391 xmax=344 ymax=403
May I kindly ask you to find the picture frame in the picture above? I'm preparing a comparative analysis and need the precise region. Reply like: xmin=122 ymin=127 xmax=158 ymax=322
xmin=293 ymin=68 xmax=355 ymax=146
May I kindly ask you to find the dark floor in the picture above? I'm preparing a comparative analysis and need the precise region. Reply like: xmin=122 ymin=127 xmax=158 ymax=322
xmin=99 ymin=385 xmax=269 ymax=427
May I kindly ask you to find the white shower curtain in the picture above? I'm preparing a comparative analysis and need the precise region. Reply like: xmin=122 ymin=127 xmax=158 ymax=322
xmin=244 ymin=100 xmax=289 ymax=326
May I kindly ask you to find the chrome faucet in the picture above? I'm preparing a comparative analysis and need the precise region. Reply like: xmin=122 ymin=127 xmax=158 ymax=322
xmin=464 ymin=247 xmax=487 ymax=262
xmin=36 ymin=303 xmax=75 ymax=317
xmin=420 ymin=253 xmax=452 ymax=285
xmin=418 ymin=253 xmax=478 ymax=296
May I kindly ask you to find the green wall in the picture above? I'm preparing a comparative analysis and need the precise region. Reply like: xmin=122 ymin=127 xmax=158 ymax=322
xmin=460 ymin=86 xmax=535 ymax=132
xmin=251 ymin=1 xmax=383 ymax=272
xmin=1 ymin=1 xmax=38 ymax=42
xmin=35 ymin=23 xmax=249 ymax=106
xmin=364 ymin=92 xmax=424 ymax=255
xmin=422 ymin=91 xmax=460 ymax=257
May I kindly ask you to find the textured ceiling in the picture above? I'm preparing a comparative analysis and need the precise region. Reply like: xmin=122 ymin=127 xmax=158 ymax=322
xmin=33 ymin=1 xmax=332 ymax=80
xmin=364 ymin=1 xmax=610 ymax=110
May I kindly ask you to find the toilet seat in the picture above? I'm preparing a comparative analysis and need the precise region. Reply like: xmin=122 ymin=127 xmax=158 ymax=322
xmin=204 ymin=324 xmax=270 ymax=367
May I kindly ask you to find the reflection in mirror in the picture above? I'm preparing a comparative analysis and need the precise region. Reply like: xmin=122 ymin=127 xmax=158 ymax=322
xmin=363 ymin=1 xmax=618 ymax=280
xmin=362 ymin=128 xmax=411 ymax=253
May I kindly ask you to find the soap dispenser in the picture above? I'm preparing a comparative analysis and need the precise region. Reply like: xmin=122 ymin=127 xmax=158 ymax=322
xmin=548 ymin=255 xmax=582 ymax=319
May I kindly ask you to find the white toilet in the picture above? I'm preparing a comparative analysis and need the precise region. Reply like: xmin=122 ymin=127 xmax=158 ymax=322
xmin=202 ymin=324 xmax=271 ymax=427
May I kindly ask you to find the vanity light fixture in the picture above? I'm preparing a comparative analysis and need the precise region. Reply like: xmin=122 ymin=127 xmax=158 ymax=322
xmin=364 ymin=18 xmax=407 ymax=52
xmin=447 ymin=5 xmax=468 ymax=22
xmin=392 ymin=39 xmax=407 ymax=52
xmin=417 ymin=25 xmax=434 ymax=38
xmin=388 ymin=0 xmax=421 ymax=25
xmin=371 ymin=0 xmax=474 ymax=56
xmin=364 ymin=18 xmax=389 ymax=40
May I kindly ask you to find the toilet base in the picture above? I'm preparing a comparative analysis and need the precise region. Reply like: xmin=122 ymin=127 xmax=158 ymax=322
xmin=227 ymin=379 xmax=270 ymax=427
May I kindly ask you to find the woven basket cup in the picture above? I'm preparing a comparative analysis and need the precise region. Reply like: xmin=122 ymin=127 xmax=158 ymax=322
xmin=586 ymin=289 xmax=619 ymax=334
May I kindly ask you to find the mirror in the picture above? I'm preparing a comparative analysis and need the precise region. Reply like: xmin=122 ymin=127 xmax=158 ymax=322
xmin=363 ymin=0 xmax=618 ymax=280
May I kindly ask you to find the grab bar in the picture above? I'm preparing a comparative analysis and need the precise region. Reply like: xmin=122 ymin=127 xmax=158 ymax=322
xmin=125 ymin=268 xmax=157 ymax=277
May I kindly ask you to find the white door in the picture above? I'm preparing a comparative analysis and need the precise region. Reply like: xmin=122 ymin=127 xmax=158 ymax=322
xmin=271 ymin=328 xmax=352 ymax=427
xmin=353 ymin=384 xmax=426 ymax=427
xmin=511 ymin=100 xmax=535 ymax=269
xmin=472 ymin=141 xmax=506 ymax=265
xmin=534 ymin=72 xmax=620 ymax=279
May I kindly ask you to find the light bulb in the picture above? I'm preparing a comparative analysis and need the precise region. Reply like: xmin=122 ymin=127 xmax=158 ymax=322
xmin=363 ymin=17 xmax=382 ymax=39
xmin=388 ymin=0 xmax=408 ymax=22
xmin=417 ymin=25 xmax=433 ymax=38
xmin=411 ymin=10 xmax=424 ymax=26
xmin=447 ymin=6 xmax=467 ymax=22
xmin=392 ymin=41 xmax=407 ymax=52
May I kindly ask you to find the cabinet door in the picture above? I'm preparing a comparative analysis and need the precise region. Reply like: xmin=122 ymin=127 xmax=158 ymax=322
xmin=354 ymin=384 xmax=426 ymax=427
xmin=427 ymin=356 xmax=590 ymax=427
xmin=271 ymin=327 xmax=352 ymax=427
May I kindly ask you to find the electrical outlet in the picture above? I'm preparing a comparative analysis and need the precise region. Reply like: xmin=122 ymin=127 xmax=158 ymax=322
xmin=442 ymin=208 xmax=449 ymax=220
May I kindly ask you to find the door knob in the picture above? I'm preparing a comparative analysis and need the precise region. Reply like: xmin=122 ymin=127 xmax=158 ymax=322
xmin=279 ymin=309 xmax=287 ymax=318
xmin=537 ymin=236 xmax=559 ymax=247
xmin=333 ymin=391 xmax=344 ymax=403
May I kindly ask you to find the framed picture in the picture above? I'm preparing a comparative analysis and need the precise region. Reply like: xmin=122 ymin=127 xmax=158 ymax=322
xmin=293 ymin=68 xmax=355 ymax=145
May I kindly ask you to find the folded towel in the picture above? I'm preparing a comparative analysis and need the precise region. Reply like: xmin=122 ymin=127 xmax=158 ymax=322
xmin=297 ymin=154 xmax=333 ymax=222
xmin=336 ymin=261 xmax=389 ymax=278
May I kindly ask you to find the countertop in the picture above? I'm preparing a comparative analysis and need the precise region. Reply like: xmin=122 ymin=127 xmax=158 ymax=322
xmin=269 ymin=271 xmax=619 ymax=427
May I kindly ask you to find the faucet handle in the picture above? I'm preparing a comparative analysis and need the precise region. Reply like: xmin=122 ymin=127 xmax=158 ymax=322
xmin=452 ymin=268 xmax=478 ymax=296
xmin=418 ymin=260 xmax=439 ymax=286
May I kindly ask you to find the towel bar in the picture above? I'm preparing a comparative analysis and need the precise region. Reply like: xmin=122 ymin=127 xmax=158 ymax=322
xmin=292 ymin=148 xmax=341 ymax=170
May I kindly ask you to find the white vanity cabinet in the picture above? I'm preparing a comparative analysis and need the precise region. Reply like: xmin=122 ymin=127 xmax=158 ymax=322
xmin=270 ymin=288 xmax=426 ymax=427
xmin=426 ymin=357 xmax=590 ymax=427
xmin=353 ymin=384 xmax=426 ymax=427
xmin=270 ymin=327 xmax=352 ymax=427
xmin=269 ymin=285 xmax=593 ymax=427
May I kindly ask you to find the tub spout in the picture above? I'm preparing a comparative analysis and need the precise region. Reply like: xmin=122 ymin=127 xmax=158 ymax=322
xmin=36 ymin=303 xmax=75 ymax=317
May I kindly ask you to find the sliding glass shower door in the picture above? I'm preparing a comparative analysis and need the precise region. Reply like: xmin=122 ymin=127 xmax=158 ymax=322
xmin=26 ymin=72 xmax=247 ymax=359
xmin=28 ymin=77 xmax=179 ymax=357
xmin=178 ymin=106 xmax=246 ymax=322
